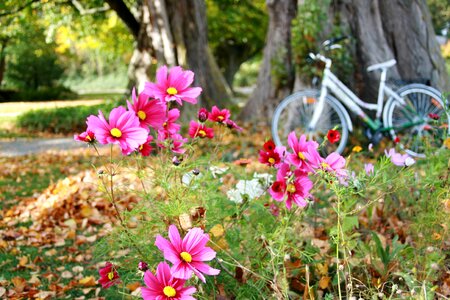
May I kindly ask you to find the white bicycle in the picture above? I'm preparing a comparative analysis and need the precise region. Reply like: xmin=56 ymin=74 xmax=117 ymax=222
xmin=271 ymin=37 xmax=449 ymax=157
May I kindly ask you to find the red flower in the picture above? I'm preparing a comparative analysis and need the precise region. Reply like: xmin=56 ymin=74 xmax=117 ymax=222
xmin=188 ymin=121 xmax=214 ymax=139
xmin=138 ymin=136 xmax=154 ymax=156
xmin=428 ymin=113 xmax=440 ymax=120
xmin=208 ymin=106 xmax=230 ymax=123
xmin=98 ymin=262 xmax=121 ymax=289
xmin=394 ymin=136 xmax=400 ymax=144
xmin=263 ymin=140 xmax=276 ymax=152
xmin=327 ymin=129 xmax=340 ymax=144
xmin=74 ymin=130 xmax=95 ymax=143
xmin=259 ymin=150 xmax=281 ymax=167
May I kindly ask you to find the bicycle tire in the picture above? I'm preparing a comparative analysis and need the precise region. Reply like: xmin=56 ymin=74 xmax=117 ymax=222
xmin=271 ymin=90 xmax=350 ymax=155
xmin=383 ymin=83 xmax=449 ymax=157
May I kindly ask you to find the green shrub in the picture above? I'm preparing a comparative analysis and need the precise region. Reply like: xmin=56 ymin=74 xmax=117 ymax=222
xmin=16 ymin=100 xmax=118 ymax=134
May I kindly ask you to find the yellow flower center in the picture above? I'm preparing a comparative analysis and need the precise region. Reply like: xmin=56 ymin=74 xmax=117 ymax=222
xmin=198 ymin=130 xmax=206 ymax=137
xmin=167 ymin=87 xmax=178 ymax=95
xmin=163 ymin=122 xmax=168 ymax=128
xmin=139 ymin=145 xmax=144 ymax=151
xmin=107 ymin=271 xmax=115 ymax=280
xmin=163 ymin=286 xmax=176 ymax=297
xmin=110 ymin=128 xmax=122 ymax=138
xmin=321 ymin=162 xmax=329 ymax=168
xmin=137 ymin=110 xmax=146 ymax=120
xmin=180 ymin=251 xmax=192 ymax=263
xmin=268 ymin=157 xmax=275 ymax=164
xmin=217 ymin=116 xmax=224 ymax=121
xmin=86 ymin=135 xmax=92 ymax=142
xmin=286 ymin=184 xmax=296 ymax=193
xmin=298 ymin=152 xmax=305 ymax=160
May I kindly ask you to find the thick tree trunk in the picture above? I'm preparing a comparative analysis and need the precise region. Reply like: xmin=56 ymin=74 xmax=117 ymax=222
xmin=126 ymin=0 xmax=231 ymax=108
xmin=331 ymin=0 xmax=450 ymax=101
xmin=240 ymin=0 xmax=297 ymax=122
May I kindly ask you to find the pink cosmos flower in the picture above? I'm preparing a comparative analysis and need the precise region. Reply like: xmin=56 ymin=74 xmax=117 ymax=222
xmin=170 ymin=133 xmax=188 ymax=154
xmin=74 ymin=130 xmax=95 ymax=143
xmin=138 ymin=136 xmax=154 ymax=157
xmin=286 ymin=132 xmax=319 ymax=172
xmin=127 ymin=88 xmax=167 ymax=130
xmin=208 ymin=106 xmax=230 ymax=123
xmin=98 ymin=262 xmax=121 ymax=289
xmin=161 ymin=109 xmax=182 ymax=135
xmin=269 ymin=163 xmax=312 ymax=209
xmin=86 ymin=106 xmax=148 ymax=155
xmin=188 ymin=121 xmax=214 ymax=139
xmin=364 ymin=163 xmax=374 ymax=175
xmin=141 ymin=262 xmax=196 ymax=300
xmin=144 ymin=66 xmax=202 ymax=105
xmin=319 ymin=152 xmax=348 ymax=177
xmin=385 ymin=148 xmax=415 ymax=167
xmin=155 ymin=225 xmax=220 ymax=283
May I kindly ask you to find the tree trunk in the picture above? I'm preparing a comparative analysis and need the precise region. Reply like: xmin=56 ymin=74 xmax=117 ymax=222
xmin=125 ymin=0 xmax=231 ymax=108
xmin=331 ymin=0 xmax=450 ymax=101
xmin=240 ymin=0 xmax=297 ymax=122
xmin=0 ymin=39 xmax=7 ymax=86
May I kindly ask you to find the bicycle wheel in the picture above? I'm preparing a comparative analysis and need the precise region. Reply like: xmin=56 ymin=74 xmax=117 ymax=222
xmin=383 ymin=83 xmax=449 ymax=157
xmin=271 ymin=90 xmax=350 ymax=155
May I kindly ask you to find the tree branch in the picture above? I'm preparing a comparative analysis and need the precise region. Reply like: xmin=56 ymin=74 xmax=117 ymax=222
xmin=0 ymin=0 xmax=40 ymax=18
xmin=70 ymin=0 xmax=109 ymax=15
xmin=104 ymin=0 xmax=140 ymax=39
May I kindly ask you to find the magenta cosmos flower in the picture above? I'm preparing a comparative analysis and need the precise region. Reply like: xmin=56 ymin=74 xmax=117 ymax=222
xmin=208 ymin=106 xmax=230 ymax=123
xmin=286 ymin=132 xmax=319 ymax=172
xmin=188 ymin=121 xmax=214 ymax=139
xmin=144 ymin=66 xmax=202 ymax=105
xmin=141 ymin=262 xmax=196 ymax=300
xmin=155 ymin=225 xmax=220 ymax=283
xmin=87 ymin=106 xmax=148 ymax=155
xmin=269 ymin=163 xmax=313 ymax=209
xmin=98 ymin=262 xmax=121 ymax=289
xmin=127 ymin=88 xmax=167 ymax=130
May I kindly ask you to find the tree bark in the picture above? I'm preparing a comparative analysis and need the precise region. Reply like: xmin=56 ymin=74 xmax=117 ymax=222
xmin=0 ymin=39 xmax=7 ymax=86
xmin=331 ymin=0 xmax=449 ymax=101
xmin=240 ymin=0 xmax=297 ymax=122
xmin=126 ymin=0 xmax=231 ymax=108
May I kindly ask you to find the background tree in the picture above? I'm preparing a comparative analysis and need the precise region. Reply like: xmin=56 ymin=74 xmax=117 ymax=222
xmin=107 ymin=0 xmax=232 ymax=107
xmin=240 ymin=0 xmax=297 ymax=121
xmin=206 ymin=0 xmax=267 ymax=88
xmin=330 ymin=0 xmax=450 ymax=101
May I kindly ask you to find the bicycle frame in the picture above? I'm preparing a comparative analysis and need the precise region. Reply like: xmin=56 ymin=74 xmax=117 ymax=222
xmin=309 ymin=61 xmax=406 ymax=132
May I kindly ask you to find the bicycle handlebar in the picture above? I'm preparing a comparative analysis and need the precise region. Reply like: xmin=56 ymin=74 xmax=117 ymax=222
xmin=321 ymin=36 xmax=348 ymax=49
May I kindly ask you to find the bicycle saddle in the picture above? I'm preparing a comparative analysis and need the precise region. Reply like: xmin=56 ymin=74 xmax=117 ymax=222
xmin=367 ymin=59 xmax=396 ymax=72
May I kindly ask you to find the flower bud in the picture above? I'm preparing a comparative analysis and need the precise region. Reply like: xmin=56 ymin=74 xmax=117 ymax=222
xmin=138 ymin=261 xmax=148 ymax=272
xmin=192 ymin=168 xmax=200 ymax=175
xmin=172 ymin=156 xmax=181 ymax=166
xmin=198 ymin=108 xmax=209 ymax=123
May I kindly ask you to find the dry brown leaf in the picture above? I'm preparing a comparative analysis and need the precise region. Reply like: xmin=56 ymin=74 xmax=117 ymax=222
xmin=45 ymin=249 xmax=57 ymax=256
xmin=61 ymin=271 xmax=73 ymax=279
xmin=210 ymin=224 xmax=225 ymax=237
xmin=79 ymin=276 xmax=96 ymax=287
xmin=319 ymin=276 xmax=331 ymax=289
xmin=126 ymin=282 xmax=141 ymax=292
xmin=72 ymin=266 xmax=84 ymax=273
xmin=34 ymin=290 xmax=56 ymax=299
xmin=18 ymin=256 xmax=28 ymax=267
xmin=0 ymin=287 xmax=5 ymax=297
xmin=11 ymin=276 xmax=27 ymax=292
